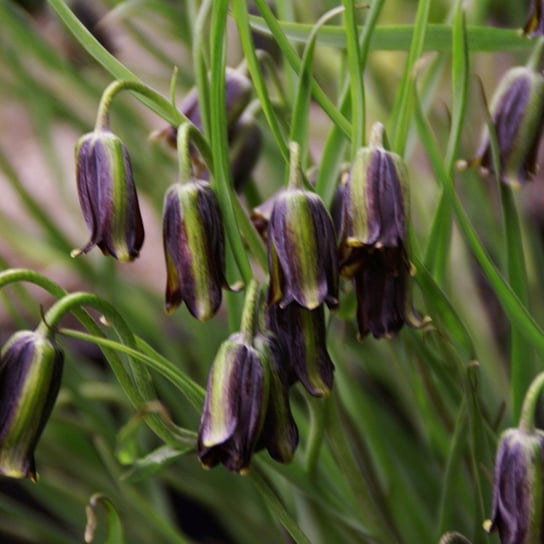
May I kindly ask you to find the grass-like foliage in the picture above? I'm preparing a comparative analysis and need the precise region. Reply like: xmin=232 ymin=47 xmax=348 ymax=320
xmin=0 ymin=1 xmax=543 ymax=543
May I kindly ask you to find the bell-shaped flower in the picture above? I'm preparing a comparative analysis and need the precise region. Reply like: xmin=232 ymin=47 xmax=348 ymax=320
xmin=485 ymin=428 xmax=544 ymax=543
xmin=0 ymin=330 xmax=63 ymax=481
xmin=524 ymin=1 xmax=544 ymax=37
xmin=267 ymin=143 xmax=338 ymax=310
xmin=339 ymin=122 xmax=416 ymax=339
xmin=73 ymin=130 xmax=144 ymax=262
xmin=197 ymin=333 xmax=269 ymax=474
xmin=162 ymin=179 xmax=228 ymax=321
xmin=253 ymin=333 xmax=298 ymax=463
xmin=472 ymin=63 xmax=544 ymax=186
xmin=266 ymin=303 xmax=334 ymax=397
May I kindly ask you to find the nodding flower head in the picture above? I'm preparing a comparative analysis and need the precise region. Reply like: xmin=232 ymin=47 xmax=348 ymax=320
xmin=0 ymin=330 xmax=64 ymax=482
xmin=339 ymin=123 xmax=416 ymax=339
xmin=162 ymin=180 xmax=228 ymax=321
xmin=73 ymin=130 xmax=144 ymax=262
xmin=267 ymin=188 xmax=339 ymax=311
xmin=486 ymin=428 xmax=544 ymax=544
xmin=472 ymin=65 xmax=544 ymax=186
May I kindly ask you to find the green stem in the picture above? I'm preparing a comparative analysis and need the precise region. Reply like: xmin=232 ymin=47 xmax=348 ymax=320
xmin=0 ymin=270 xmax=191 ymax=447
xmin=240 ymin=280 xmax=261 ymax=344
xmin=175 ymin=122 xmax=213 ymax=182
xmin=526 ymin=36 xmax=544 ymax=71
xmin=342 ymin=0 xmax=365 ymax=154
xmin=519 ymin=371 xmax=544 ymax=432
xmin=210 ymin=0 xmax=253 ymax=286
xmin=94 ymin=79 xmax=186 ymax=131
xmin=304 ymin=396 xmax=327 ymax=474
xmin=287 ymin=142 xmax=303 ymax=190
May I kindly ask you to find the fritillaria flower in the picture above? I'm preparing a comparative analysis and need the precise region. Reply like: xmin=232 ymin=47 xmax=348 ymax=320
xmin=197 ymin=333 xmax=268 ymax=474
xmin=472 ymin=63 xmax=544 ymax=186
xmin=198 ymin=332 xmax=298 ymax=472
xmin=267 ymin=143 xmax=338 ymax=310
xmin=266 ymin=303 xmax=334 ymax=397
xmin=524 ymin=1 xmax=544 ymax=37
xmin=339 ymin=122 xmax=414 ymax=339
xmin=73 ymin=130 xmax=144 ymax=262
xmin=162 ymin=180 xmax=228 ymax=321
xmin=0 ymin=330 xmax=63 ymax=481
xmin=156 ymin=69 xmax=259 ymax=190
xmin=486 ymin=428 xmax=544 ymax=543
xmin=253 ymin=334 xmax=298 ymax=464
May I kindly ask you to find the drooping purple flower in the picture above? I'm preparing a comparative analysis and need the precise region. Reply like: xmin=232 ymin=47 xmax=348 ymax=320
xmin=339 ymin=122 xmax=415 ymax=339
xmin=486 ymin=428 xmax=544 ymax=543
xmin=0 ymin=330 xmax=63 ymax=481
xmin=74 ymin=130 xmax=144 ymax=262
xmin=162 ymin=180 xmax=228 ymax=321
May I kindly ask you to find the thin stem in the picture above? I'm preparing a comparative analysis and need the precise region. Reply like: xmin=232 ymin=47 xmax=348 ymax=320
xmin=240 ymin=280 xmax=261 ymax=344
xmin=0 ymin=270 xmax=190 ymax=448
xmin=342 ymin=0 xmax=365 ymax=154
xmin=527 ymin=36 xmax=544 ymax=71
xmin=94 ymin=79 xmax=185 ymax=131
xmin=177 ymin=124 xmax=193 ymax=182
xmin=287 ymin=142 xmax=303 ymax=190
xmin=519 ymin=371 xmax=544 ymax=432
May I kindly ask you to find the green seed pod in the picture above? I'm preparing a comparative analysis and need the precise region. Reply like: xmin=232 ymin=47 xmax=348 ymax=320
xmin=0 ymin=331 xmax=63 ymax=481
xmin=476 ymin=65 xmax=544 ymax=186
xmin=73 ymin=130 xmax=144 ymax=262
xmin=267 ymin=188 xmax=339 ymax=310
xmin=486 ymin=428 xmax=544 ymax=544
xmin=162 ymin=180 xmax=228 ymax=321
xmin=266 ymin=303 xmax=334 ymax=397
xmin=198 ymin=333 xmax=270 ymax=474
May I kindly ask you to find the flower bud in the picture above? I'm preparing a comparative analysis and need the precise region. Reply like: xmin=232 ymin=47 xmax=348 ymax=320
xmin=524 ymin=1 xmax=544 ymax=37
xmin=267 ymin=188 xmax=339 ymax=310
xmin=73 ymin=130 xmax=144 ymax=262
xmin=266 ymin=303 xmax=334 ymax=397
xmin=158 ymin=68 xmax=253 ymax=145
xmin=197 ymin=333 xmax=269 ymax=474
xmin=485 ymin=428 xmax=544 ymax=543
xmin=339 ymin=123 xmax=414 ymax=339
xmin=0 ymin=330 xmax=64 ymax=481
xmin=474 ymin=65 xmax=544 ymax=186
xmin=162 ymin=180 xmax=228 ymax=321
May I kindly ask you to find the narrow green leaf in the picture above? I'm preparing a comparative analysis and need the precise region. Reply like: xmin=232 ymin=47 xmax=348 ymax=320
xmin=389 ymin=0 xmax=431 ymax=154
xmin=249 ymin=17 xmax=532 ymax=53
xmin=121 ymin=446 xmax=187 ymax=483
xmin=85 ymin=494 xmax=125 ymax=544
xmin=250 ymin=467 xmax=312 ymax=544
xmin=414 ymin=89 xmax=544 ymax=357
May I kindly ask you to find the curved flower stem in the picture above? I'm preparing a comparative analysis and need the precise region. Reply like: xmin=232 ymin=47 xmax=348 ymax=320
xmin=0 ymin=269 xmax=192 ymax=447
xmin=176 ymin=122 xmax=213 ymax=181
xmin=519 ymin=371 xmax=544 ymax=432
xmin=94 ymin=79 xmax=187 ymax=131
xmin=36 ymin=292 xmax=188 ymax=445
